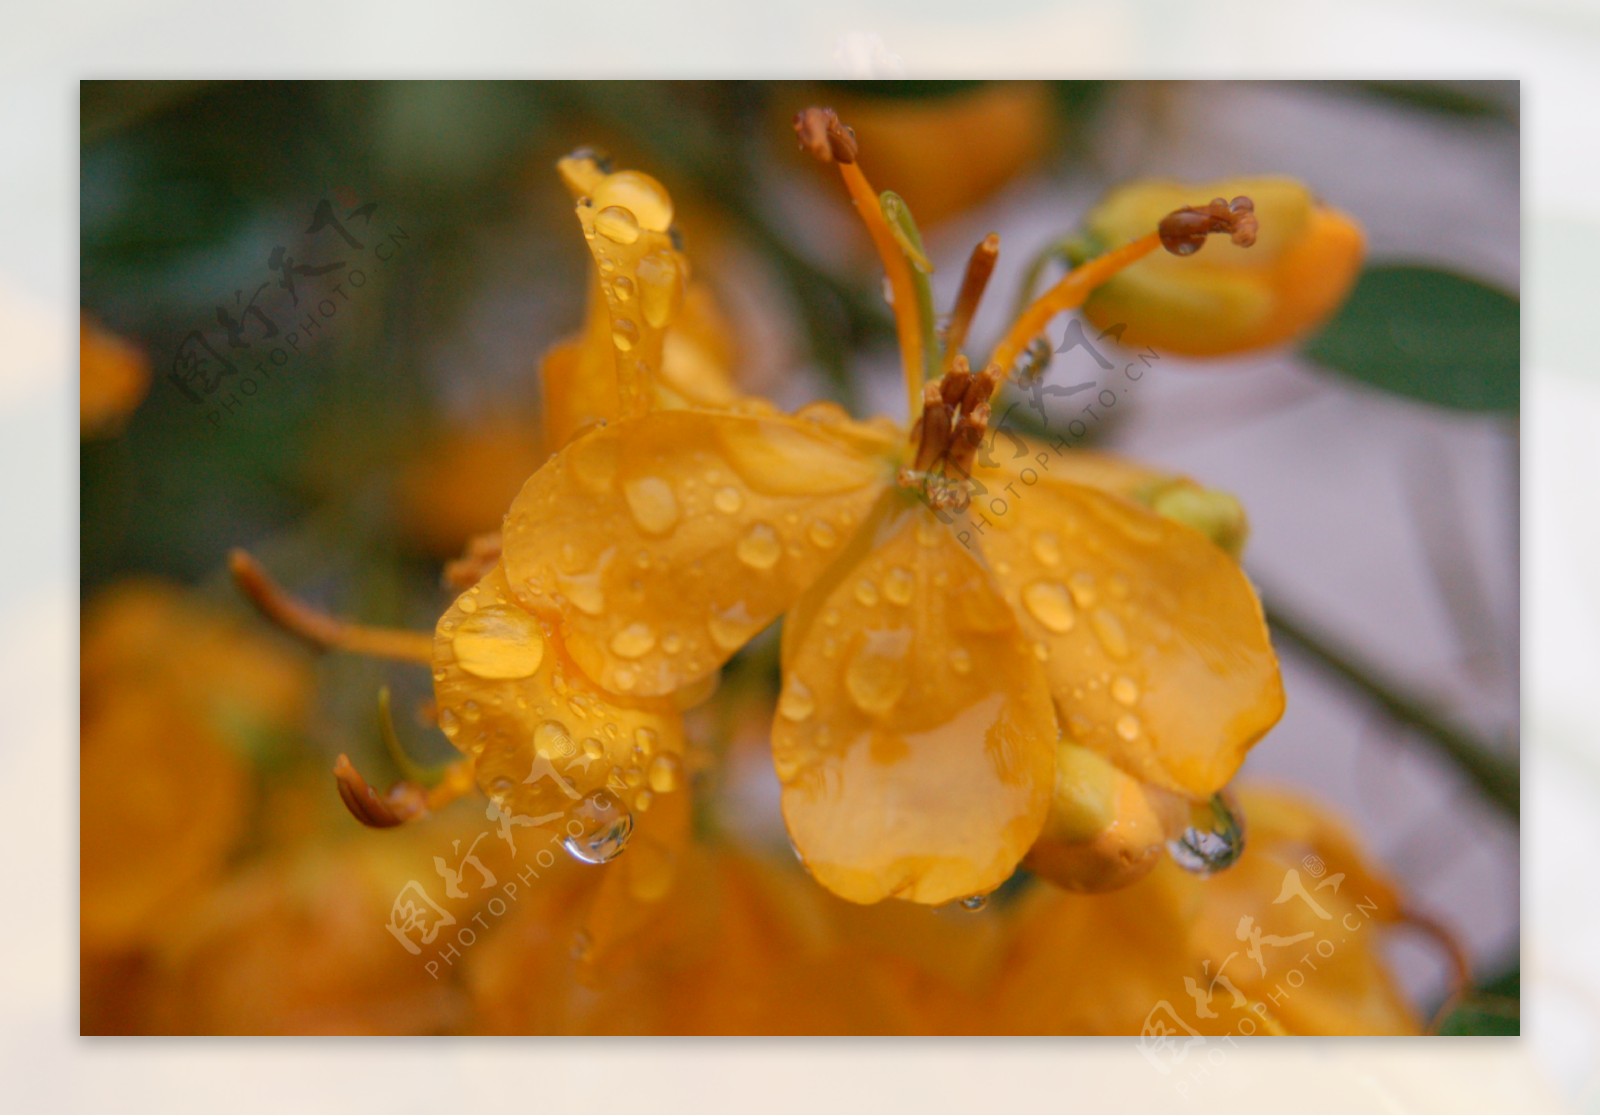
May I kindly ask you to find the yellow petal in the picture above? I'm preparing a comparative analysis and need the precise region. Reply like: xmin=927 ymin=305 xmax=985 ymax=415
xmin=974 ymin=458 xmax=1283 ymax=797
xmin=502 ymin=409 xmax=894 ymax=697
xmin=773 ymin=500 xmax=1057 ymax=905
xmin=433 ymin=564 xmax=684 ymax=823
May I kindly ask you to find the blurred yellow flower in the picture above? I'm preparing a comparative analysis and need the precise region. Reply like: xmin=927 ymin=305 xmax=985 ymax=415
xmin=80 ymin=581 xmax=310 ymax=955
xmin=1080 ymin=177 xmax=1364 ymax=356
xmin=79 ymin=311 xmax=150 ymax=438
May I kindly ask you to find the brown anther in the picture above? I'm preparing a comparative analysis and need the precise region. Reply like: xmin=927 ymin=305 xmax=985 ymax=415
xmin=901 ymin=362 xmax=1005 ymax=507
xmin=1158 ymin=194 xmax=1258 ymax=256
xmin=333 ymin=753 xmax=428 ymax=829
xmin=793 ymin=107 xmax=857 ymax=165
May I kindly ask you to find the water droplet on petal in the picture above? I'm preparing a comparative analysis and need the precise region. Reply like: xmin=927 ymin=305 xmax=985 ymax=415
xmin=853 ymin=579 xmax=880 ymax=607
xmin=948 ymin=647 xmax=972 ymax=674
xmin=1067 ymin=571 xmax=1100 ymax=609
xmin=647 ymin=752 xmax=682 ymax=793
xmin=452 ymin=606 xmax=545 ymax=679
xmin=845 ymin=629 xmax=911 ymax=715
xmin=1111 ymin=676 xmax=1139 ymax=705
xmin=637 ymin=251 xmax=683 ymax=328
xmin=708 ymin=601 xmax=763 ymax=651
xmin=1091 ymin=608 xmax=1131 ymax=659
xmin=611 ymin=317 xmax=639 ymax=352
xmin=959 ymin=894 xmax=989 ymax=912
xmin=609 ymin=622 xmax=657 ymax=659
xmin=1115 ymin=713 xmax=1141 ymax=742
xmin=736 ymin=522 xmax=782 ymax=570
xmin=594 ymin=205 xmax=640 ymax=244
xmin=611 ymin=274 xmax=634 ymax=302
xmin=562 ymin=790 xmax=635 ymax=864
xmin=1168 ymin=792 xmax=1246 ymax=876
xmin=534 ymin=720 xmax=576 ymax=760
xmin=1021 ymin=580 xmax=1075 ymax=634
xmin=713 ymin=486 xmax=744 ymax=514
xmin=808 ymin=519 xmax=839 ymax=548
xmin=623 ymin=476 xmax=679 ymax=535
xmin=593 ymin=170 xmax=674 ymax=232
xmin=883 ymin=567 xmax=914 ymax=606
xmin=778 ymin=676 xmax=816 ymax=722
xmin=1032 ymin=531 xmax=1063 ymax=567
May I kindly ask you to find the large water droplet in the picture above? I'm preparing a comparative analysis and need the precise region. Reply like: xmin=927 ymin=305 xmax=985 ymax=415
xmin=845 ymin=629 xmax=911 ymax=715
xmin=736 ymin=522 xmax=782 ymax=570
xmin=959 ymin=894 xmax=990 ymax=913
xmin=611 ymin=274 xmax=635 ymax=303
xmin=594 ymin=205 xmax=640 ymax=244
xmin=609 ymin=622 xmax=657 ymax=659
xmin=1021 ymin=580 xmax=1076 ymax=634
xmin=562 ymin=791 xmax=635 ymax=864
xmin=452 ymin=606 xmax=545 ymax=680
xmin=623 ymin=475 xmax=679 ymax=535
xmin=593 ymin=170 xmax=674 ymax=232
xmin=1167 ymin=792 xmax=1246 ymax=876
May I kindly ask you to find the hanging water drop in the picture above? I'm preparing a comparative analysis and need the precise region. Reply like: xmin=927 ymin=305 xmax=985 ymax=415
xmin=959 ymin=894 xmax=990 ymax=912
xmin=562 ymin=790 xmax=635 ymax=864
xmin=1167 ymin=792 xmax=1246 ymax=876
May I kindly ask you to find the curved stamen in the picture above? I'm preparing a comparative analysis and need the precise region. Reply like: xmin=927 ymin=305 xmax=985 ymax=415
xmin=795 ymin=106 xmax=930 ymax=422
xmin=229 ymin=548 xmax=434 ymax=664
xmin=987 ymin=195 xmax=1259 ymax=390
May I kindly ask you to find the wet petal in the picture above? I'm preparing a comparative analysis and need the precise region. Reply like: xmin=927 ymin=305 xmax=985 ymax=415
xmin=433 ymin=565 xmax=684 ymax=824
xmin=503 ymin=409 xmax=894 ymax=697
xmin=974 ymin=458 xmax=1283 ymax=798
xmin=773 ymin=501 xmax=1057 ymax=905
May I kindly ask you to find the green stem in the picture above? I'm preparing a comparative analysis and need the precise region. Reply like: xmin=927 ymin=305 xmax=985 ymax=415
xmin=1264 ymin=600 xmax=1519 ymax=820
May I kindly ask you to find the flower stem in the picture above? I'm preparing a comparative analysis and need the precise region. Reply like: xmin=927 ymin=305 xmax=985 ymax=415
xmin=1263 ymin=599 xmax=1519 ymax=820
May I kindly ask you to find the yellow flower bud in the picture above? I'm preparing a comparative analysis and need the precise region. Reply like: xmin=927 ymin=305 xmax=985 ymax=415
xmin=1081 ymin=177 xmax=1364 ymax=356
xmin=1024 ymin=742 xmax=1186 ymax=893
xmin=1140 ymin=479 xmax=1251 ymax=558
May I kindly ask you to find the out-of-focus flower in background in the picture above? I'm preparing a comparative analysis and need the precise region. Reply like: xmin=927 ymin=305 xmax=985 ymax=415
xmin=79 ymin=312 xmax=149 ymax=438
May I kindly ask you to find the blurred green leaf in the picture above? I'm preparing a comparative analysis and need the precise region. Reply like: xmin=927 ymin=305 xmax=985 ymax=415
xmin=1437 ymin=967 xmax=1520 ymax=1035
xmin=1305 ymin=265 xmax=1519 ymax=412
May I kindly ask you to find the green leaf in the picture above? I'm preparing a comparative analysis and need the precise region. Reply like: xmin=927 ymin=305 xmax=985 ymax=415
xmin=1304 ymin=265 xmax=1519 ymax=411
xmin=1436 ymin=966 xmax=1520 ymax=1036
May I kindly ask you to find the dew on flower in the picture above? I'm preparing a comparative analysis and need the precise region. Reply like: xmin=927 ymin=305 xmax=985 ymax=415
xmin=1167 ymin=792 xmax=1247 ymax=876
xmin=562 ymin=790 xmax=635 ymax=864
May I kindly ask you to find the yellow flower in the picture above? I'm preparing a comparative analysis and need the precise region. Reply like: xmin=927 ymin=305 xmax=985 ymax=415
xmin=1080 ymin=177 xmax=1365 ymax=356
xmin=468 ymin=109 xmax=1281 ymax=907
xmin=231 ymin=111 xmax=1283 ymax=915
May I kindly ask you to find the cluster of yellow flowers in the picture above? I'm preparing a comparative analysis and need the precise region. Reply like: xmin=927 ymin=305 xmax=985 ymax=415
xmin=81 ymin=103 xmax=1426 ymax=1035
